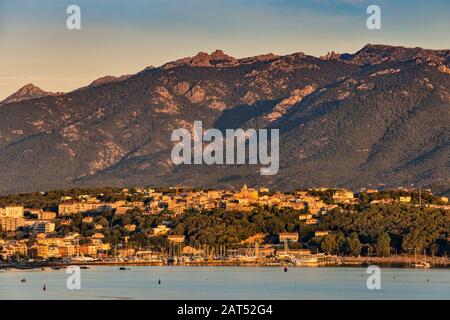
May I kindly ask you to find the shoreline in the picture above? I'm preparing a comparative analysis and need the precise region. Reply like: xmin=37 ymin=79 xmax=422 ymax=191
xmin=2 ymin=256 xmax=449 ymax=270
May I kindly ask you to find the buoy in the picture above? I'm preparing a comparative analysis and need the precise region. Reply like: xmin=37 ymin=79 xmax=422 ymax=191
xmin=43 ymin=284 xmax=46 ymax=291
xmin=284 ymin=266 xmax=288 ymax=272
xmin=158 ymin=279 xmax=161 ymax=285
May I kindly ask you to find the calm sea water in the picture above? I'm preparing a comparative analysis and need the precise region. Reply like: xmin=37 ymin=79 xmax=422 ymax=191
xmin=0 ymin=266 xmax=449 ymax=300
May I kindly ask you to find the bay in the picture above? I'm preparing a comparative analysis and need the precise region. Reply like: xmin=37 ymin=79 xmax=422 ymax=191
xmin=0 ymin=266 xmax=449 ymax=300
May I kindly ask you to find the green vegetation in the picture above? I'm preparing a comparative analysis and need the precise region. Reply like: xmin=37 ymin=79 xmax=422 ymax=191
xmin=0 ymin=187 xmax=146 ymax=209
xmin=1 ymin=187 xmax=449 ymax=258
xmin=46 ymin=204 xmax=449 ymax=257
xmin=320 ymin=204 xmax=449 ymax=256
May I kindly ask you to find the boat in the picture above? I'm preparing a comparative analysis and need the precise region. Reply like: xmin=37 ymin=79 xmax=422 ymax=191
xmin=413 ymin=262 xmax=431 ymax=269
xmin=291 ymin=255 xmax=320 ymax=267
xmin=71 ymin=256 xmax=98 ymax=262
xmin=20 ymin=278 xmax=26 ymax=283
xmin=119 ymin=267 xmax=130 ymax=271
xmin=80 ymin=266 xmax=89 ymax=269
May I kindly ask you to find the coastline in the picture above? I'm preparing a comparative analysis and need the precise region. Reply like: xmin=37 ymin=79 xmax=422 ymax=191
xmin=2 ymin=255 xmax=449 ymax=270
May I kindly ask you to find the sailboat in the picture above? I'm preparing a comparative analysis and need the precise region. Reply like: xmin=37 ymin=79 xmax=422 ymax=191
xmin=412 ymin=249 xmax=431 ymax=268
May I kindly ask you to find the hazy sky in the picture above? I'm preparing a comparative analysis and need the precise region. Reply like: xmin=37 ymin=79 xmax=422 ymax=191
xmin=0 ymin=0 xmax=449 ymax=100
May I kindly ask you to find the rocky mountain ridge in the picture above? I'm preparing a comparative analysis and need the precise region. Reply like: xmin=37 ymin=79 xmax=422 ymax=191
xmin=0 ymin=44 xmax=449 ymax=196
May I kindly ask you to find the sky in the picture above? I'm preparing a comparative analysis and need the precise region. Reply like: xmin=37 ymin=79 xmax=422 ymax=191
xmin=0 ymin=0 xmax=449 ymax=100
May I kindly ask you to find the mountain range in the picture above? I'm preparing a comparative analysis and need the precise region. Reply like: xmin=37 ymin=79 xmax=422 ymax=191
xmin=0 ymin=45 xmax=449 ymax=195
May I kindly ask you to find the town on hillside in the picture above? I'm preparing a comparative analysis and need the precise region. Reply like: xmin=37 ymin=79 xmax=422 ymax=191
xmin=0 ymin=185 xmax=449 ymax=268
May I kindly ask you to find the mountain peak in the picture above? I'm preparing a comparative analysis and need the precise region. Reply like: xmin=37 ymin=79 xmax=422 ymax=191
xmin=163 ymin=50 xmax=238 ymax=69
xmin=0 ymin=44 xmax=449 ymax=195
xmin=0 ymin=83 xmax=52 ymax=106
xmin=320 ymin=51 xmax=341 ymax=60
xmin=347 ymin=43 xmax=449 ymax=65
xmin=189 ymin=49 xmax=238 ymax=66
xmin=88 ymin=74 xmax=132 ymax=87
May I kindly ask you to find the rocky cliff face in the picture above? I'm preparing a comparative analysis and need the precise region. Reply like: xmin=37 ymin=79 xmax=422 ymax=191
xmin=0 ymin=45 xmax=449 ymax=195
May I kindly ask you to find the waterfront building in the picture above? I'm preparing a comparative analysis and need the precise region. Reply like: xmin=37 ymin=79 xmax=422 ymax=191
xmin=278 ymin=232 xmax=299 ymax=243
xmin=1 ymin=243 xmax=28 ymax=260
xmin=33 ymin=245 xmax=50 ymax=258
xmin=79 ymin=245 xmax=98 ymax=257
xmin=117 ymin=248 xmax=135 ymax=258
xmin=57 ymin=244 xmax=76 ymax=257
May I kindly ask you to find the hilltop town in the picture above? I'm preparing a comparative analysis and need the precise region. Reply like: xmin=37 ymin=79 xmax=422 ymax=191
xmin=0 ymin=185 xmax=449 ymax=268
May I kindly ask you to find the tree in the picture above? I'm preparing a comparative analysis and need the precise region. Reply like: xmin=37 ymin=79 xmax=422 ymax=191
xmin=335 ymin=232 xmax=346 ymax=255
xmin=402 ymin=229 xmax=426 ymax=254
xmin=173 ymin=223 xmax=186 ymax=235
xmin=320 ymin=234 xmax=336 ymax=255
xmin=72 ymin=213 xmax=83 ymax=226
xmin=347 ymin=232 xmax=362 ymax=257
xmin=376 ymin=232 xmax=391 ymax=257
xmin=96 ymin=217 xmax=110 ymax=228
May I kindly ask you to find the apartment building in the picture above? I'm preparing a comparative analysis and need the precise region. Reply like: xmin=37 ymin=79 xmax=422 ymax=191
xmin=0 ymin=206 xmax=24 ymax=218
xmin=0 ymin=217 xmax=25 ymax=231
xmin=58 ymin=202 xmax=112 ymax=216
xmin=37 ymin=211 xmax=57 ymax=220
xmin=34 ymin=222 xmax=56 ymax=234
